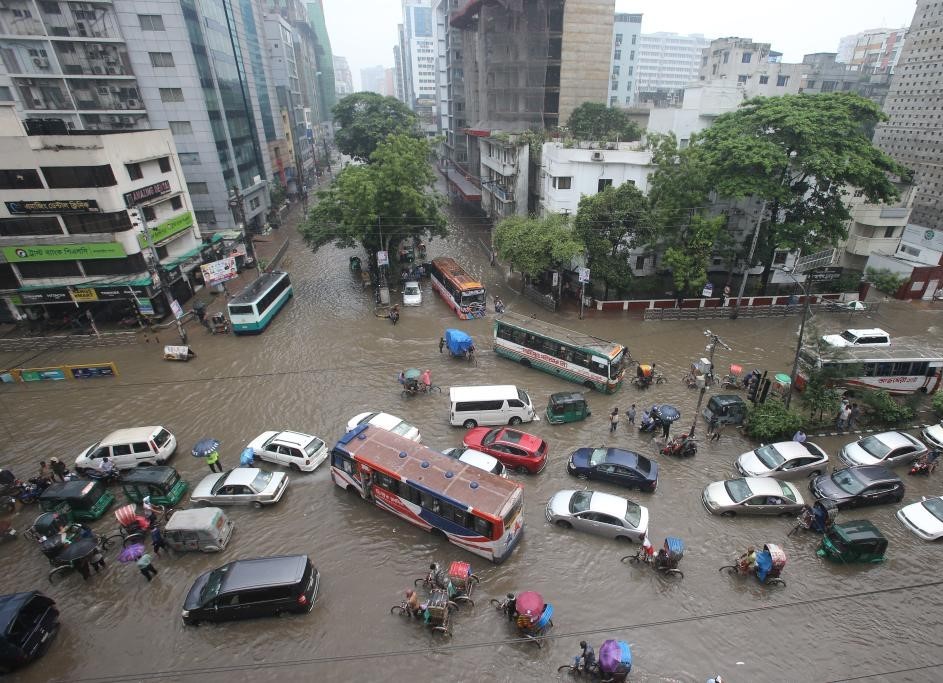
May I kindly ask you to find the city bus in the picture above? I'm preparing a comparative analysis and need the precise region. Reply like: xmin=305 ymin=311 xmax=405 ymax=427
xmin=798 ymin=342 xmax=943 ymax=395
xmin=428 ymin=257 xmax=486 ymax=319
xmin=330 ymin=424 xmax=524 ymax=563
xmin=493 ymin=312 xmax=627 ymax=393
xmin=227 ymin=271 xmax=292 ymax=334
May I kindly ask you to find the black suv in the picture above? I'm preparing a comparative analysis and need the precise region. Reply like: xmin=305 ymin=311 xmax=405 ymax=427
xmin=810 ymin=465 xmax=904 ymax=509
xmin=182 ymin=554 xmax=319 ymax=625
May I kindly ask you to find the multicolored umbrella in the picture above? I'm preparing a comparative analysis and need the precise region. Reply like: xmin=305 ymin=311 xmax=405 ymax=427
xmin=514 ymin=591 xmax=544 ymax=619
xmin=191 ymin=438 xmax=220 ymax=458
xmin=599 ymin=639 xmax=632 ymax=674
xmin=118 ymin=543 xmax=145 ymax=563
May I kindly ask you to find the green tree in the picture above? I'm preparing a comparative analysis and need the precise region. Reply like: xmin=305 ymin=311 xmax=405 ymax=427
xmin=865 ymin=267 xmax=906 ymax=296
xmin=566 ymin=102 xmax=642 ymax=142
xmin=494 ymin=214 xmax=585 ymax=291
xmin=662 ymin=214 xmax=725 ymax=296
xmin=300 ymin=135 xmax=446 ymax=256
xmin=332 ymin=92 xmax=419 ymax=161
xmin=744 ymin=401 xmax=804 ymax=441
xmin=695 ymin=93 xmax=906 ymax=287
xmin=573 ymin=183 xmax=649 ymax=298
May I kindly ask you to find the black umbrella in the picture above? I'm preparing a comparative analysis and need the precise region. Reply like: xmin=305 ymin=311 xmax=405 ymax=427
xmin=653 ymin=404 xmax=681 ymax=424
xmin=55 ymin=537 xmax=98 ymax=563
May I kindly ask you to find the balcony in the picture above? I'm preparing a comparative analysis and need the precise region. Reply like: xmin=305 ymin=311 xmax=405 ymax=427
xmin=852 ymin=204 xmax=910 ymax=228
xmin=844 ymin=233 xmax=900 ymax=257
xmin=481 ymin=154 xmax=517 ymax=177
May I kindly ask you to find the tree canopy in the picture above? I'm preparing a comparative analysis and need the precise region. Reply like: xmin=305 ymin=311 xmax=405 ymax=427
xmin=572 ymin=183 xmax=649 ymax=298
xmin=565 ymin=102 xmax=642 ymax=142
xmin=332 ymin=92 xmax=419 ymax=161
xmin=493 ymin=214 xmax=584 ymax=287
xmin=300 ymin=134 xmax=446 ymax=256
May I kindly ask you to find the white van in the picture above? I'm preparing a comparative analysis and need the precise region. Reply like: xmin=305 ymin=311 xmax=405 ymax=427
xmin=449 ymin=385 xmax=537 ymax=428
xmin=74 ymin=426 xmax=176 ymax=472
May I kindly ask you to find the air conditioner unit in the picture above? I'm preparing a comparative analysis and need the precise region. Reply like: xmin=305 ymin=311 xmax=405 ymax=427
xmin=591 ymin=151 xmax=604 ymax=161
xmin=32 ymin=58 xmax=50 ymax=68
xmin=126 ymin=99 xmax=140 ymax=109
xmin=109 ymin=116 xmax=122 ymax=123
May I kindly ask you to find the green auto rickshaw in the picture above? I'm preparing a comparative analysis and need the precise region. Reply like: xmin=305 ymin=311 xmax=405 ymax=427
xmin=120 ymin=466 xmax=189 ymax=507
xmin=701 ymin=394 xmax=747 ymax=427
xmin=817 ymin=520 xmax=888 ymax=564
xmin=546 ymin=392 xmax=591 ymax=424
xmin=38 ymin=480 xmax=115 ymax=522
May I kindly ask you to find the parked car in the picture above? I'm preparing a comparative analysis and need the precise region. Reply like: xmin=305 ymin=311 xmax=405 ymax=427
xmin=545 ymin=489 xmax=648 ymax=542
xmin=346 ymin=412 xmax=421 ymax=442
xmin=896 ymin=496 xmax=943 ymax=540
xmin=565 ymin=447 xmax=658 ymax=492
xmin=246 ymin=430 xmax=328 ymax=472
xmin=463 ymin=427 xmax=548 ymax=474
xmin=0 ymin=591 xmax=59 ymax=674
xmin=921 ymin=422 xmax=943 ymax=450
xmin=839 ymin=432 xmax=928 ymax=468
xmin=735 ymin=441 xmax=829 ymax=480
xmin=190 ymin=468 xmax=289 ymax=508
xmin=821 ymin=328 xmax=890 ymax=348
xmin=182 ymin=554 xmax=319 ymax=625
xmin=441 ymin=446 xmax=507 ymax=477
xmin=810 ymin=465 xmax=904 ymax=509
xmin=74 ymin=426 xmax=176 ymax=472
xmin=701 ymin=477 xmax=805 ymax=517
xmin=402 ymin=281 xmax=422 ymax=306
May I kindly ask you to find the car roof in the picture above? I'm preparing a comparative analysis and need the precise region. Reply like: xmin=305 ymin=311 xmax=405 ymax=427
xmin=602 ymin=448 xmax=640 ymax=466
xmin=831 ymin=520 xmax=887 ymax=542
xmin=842 ymin=328 xmax=889 ymax=337
xmin=458 ymin=450 xmax=501 ymax=469
xmin=367 ymin=412 xmax=407 ymax=430
xmin=589 ymin=490 xmax=631 ymax=517
xmin=219 ymin=554 xmax=309 ymax=592
xmin=708 ymin=394 xmax=745 ymax=407
xmin=166 ymin=507 xmax=225 ymax=531
xmin=496 ymin=428 xmax=543 ymax=449
xmin=842 ymin=464 xmax=900 ymax=483
xmin=272 ymin=431 xmax=316 ymax=447
xmin=740 ymin=477 xmax=789 ymax=496
xmin=767 ymin=441 xmax=824 ymax=460
xmin=40 ymin=479 xmax=101 ymax=499
xmin=120 ymin=466 xmax=178 ymax=486
xmin=99 ymin=426 xmax=162 ymax=445
xmin=0 ymin=591 xmax=53 ymax=635
xmin=223 ymin=468 xmax=264 ymax=486
xmin=868 ymin=431 xmax=919 ymax=448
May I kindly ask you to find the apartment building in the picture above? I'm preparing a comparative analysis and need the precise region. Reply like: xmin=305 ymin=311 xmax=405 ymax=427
xmin=609 ymin=13 xmax=642 ymax=108
xmin=333 ymin=55 xmax=353 ymax=96
xmin=635 ymin=32 xmax=710 ymax=107
xmin=396 ymin=0 xmax=436 ymax=136
xmin=361 ymin=65 xmax=387 ymax=95
xmin=837 ymin=27 xmax=907 ymax=71
xmin=699 ymin=37 xmax=803 ymax=96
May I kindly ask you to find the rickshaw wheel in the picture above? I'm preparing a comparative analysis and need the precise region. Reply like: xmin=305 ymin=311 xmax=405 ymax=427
xmin=390 ymin=605 xmax=408 ymax=616
xmin=432 ymin=625 xmax=452 ymax=637
xmin=469 ymin=574 xmax=480 ymax=584
xmin=400 ymin=390 xmax=413 ymax=399
xmin=489 ymin=598 xmax=504 ymax=611
xmin=453 ymin=595 xmax=474 ymax=607
xmin=664 ymin=568 xmax=684 ymax=579
xmin=719 ymin=565 xmax=738 ymax=574
xmin=767 ymin=577 xmax=786 ymax=587
xmin=48 ymin=565 xmax=72 ymax=585
xmin=558 ymin=664 xmax=577 ymax=674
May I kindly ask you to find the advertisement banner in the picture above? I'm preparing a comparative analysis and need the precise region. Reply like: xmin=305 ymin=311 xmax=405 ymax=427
xmin=201 ymin=257 xmax=238 ymax=287
xmin=3 ymin=242 xmax=126 ymax=262
xmin=137 ymin=298 xmax=154 ymax=316
xmin=68 ymin=363 xmax=117 ymax=379
xmin=170 ymin=299 xmax=184 ymax=320
xmin=70 ymin=287 xmax=98 ymax=302
xmin=123 ymin=179 xmax=171 ymax=207
xmin=5 ymin=199 xmax=100 ymax=214
xmin=377 ymin=250 xmax=389 ymax=266
xmin=137 ymin=211 xmax=194 ymax=248
xmin=18 ymin=367 xmax=67 ymax=382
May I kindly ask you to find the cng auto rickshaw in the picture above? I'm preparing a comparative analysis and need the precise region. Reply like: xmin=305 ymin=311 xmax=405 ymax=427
xmin=546 ymin=392 xmax=591 ymax=424
xmin=164 ymin=507 xmax=234 ymax=553
xmin=702 ymin=394 xmax=747 ymax=427
xmin=38 ymin=480 xmax=114 ymax=522
xmin=817 ymin=520 xmax=888 ymax=564
xmin=120 ymin=466 xmax=188 ymax=507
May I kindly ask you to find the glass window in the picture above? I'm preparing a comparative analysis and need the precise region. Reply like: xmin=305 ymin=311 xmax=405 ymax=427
xmin=473 ymin=516 xmax=493 ymax=537
xmin=597 ymin=179 xmax=613 ymax=192
xmin=159 ymin=88 xmax=184 ymax=103
xmin=139 ymin=14 xmax=165 ymax=31
xmin=554 ymin=176 xmax=572 ymax=190
xmin=0 ymin=169 xmax=43 ymax=189
xmin=742 ymin=52 xmax=752 ymax=63
xmin=0 ymin=86 xmax=13 ymax=101
xmin=188 ymin=182 xmax=209 ymax=195
xmin=149 ymin=52 xmax=175 ymax=68
xmin=126 ymin=163 xmax=143 ymax=181
xmin=42 ymin=165 xmax=117 ymax=188
xmin=892 ymin=362 xmax=911 ymax=375
xmin=169 ymin=121 xmax=193 ymax=135
xmin=228 ymin=304 xmax=254 ymax=316
xmin=17 ymin=261 xmax=81 ymax=278
xmin=0 ymin=217 xmax=61 ymax=236
xmin=64 ymin=211 xmax=132 ymax=234
xmin=170 ymin=196 xmax=183 ymax=210
xmin=777 ymin=75 xmax=789 ymax=87
xmin=178 ymin=152 xmax=201 ymax=165
xmin=194 ymin=210 xmax=216 ymax=225
xmin=112 ymin=444 xmax=132 ymax=456
xmin=759 ymin=75 xmax=769 ymax=84
xmin=158 ymin=157 xmax=171 ymax=173
xmin=142 ymin=206 xmax=156 ymax=222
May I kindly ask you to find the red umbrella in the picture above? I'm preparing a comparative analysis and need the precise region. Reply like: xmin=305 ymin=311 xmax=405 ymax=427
xmin=515 ymin=591 xmax=544 ymax=619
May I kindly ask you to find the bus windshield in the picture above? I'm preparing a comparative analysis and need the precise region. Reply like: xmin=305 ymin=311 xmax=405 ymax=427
xmin=609 ymin=350 xmax=625 ymax=379
xmin=461 ymin=290 xmax=485 ymax=305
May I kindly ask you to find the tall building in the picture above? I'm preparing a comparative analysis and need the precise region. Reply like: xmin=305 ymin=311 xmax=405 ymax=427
xmin=333 ymin=55 xmax=353 ymax=96
xmin=397 ymin=0 xmax=436 ymax=136
xmin=609 ymin=13 xmax=642 ymax=108
xmin=874 ymin=0 xmax=943 ymax=232
xmin=360 ymin=66 xmax=387 ymax=95
xmin=384 ymin=67 xmax=396 ymax=97
xmin=698 ymin=37 xmax=804 ymax=97
xmin=636 ymin=32 xmax=710 ymax=107
xmin=837 ymin=27 xmax=907 ymax=71
xmin=305 ymin=1 xmax=336 ymax=122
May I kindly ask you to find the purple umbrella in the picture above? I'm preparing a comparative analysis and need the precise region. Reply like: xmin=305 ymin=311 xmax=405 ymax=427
xmin=118 ymin=543 xmax=145 ymax=563
xmin=599 ymin=639 xmax=632 ymax=674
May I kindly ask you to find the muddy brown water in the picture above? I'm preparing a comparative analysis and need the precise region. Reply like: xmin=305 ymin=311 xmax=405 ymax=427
xmin=2 ymin=212 xmax=943 ymax=682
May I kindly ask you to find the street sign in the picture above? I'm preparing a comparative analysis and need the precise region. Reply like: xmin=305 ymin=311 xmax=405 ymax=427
xmin=377 ymin=250 xmax=389 ymax=266
xmin=808 ymin=266 xmax=844 ymax=282
xmin=702 ymin=282 xmax=714 ymax=297
xmin=137 ymin=298 xmax=154 ymax=316
xmin=578 ymin=267 xmax=590 ymax=283
xmin=170 ymin=299 xmax=184 ymax=320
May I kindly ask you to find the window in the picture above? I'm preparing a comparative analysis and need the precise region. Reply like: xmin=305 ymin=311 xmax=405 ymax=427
xmin=738 ymin=75 xmax=748 ymax=84
xmin=188 ymin=182 xmax=209 ymax=194
xmin=612 ymin=66 xmax=620 ymax=76
xmin=178 ymin=152 xmax=200 ymax=165
xmin=64 ymin=211 xmax=132 ymax=234
xmin=553 ymin=176 xmax=572 ymax=190
xmin=249 ymin=197 xmax=260 ymax=210
xmin=597 ymin=179 xmax=612 ymax=192
xmin=195 ymin=209 xmax=216 ymax=224
xmin=776 ymin=75 xmax=789 ymax=87
xmin=40 ymin=2 xmax=61 ymax=13
xmin=609 ymin=96 xmax=617 ymax=106
xmin=17 ymin=261 xmax=81 ymax=278
xmin=149 ymin=52 xmax=175 ymax=68
xmin=41 ymin=165 xmax=117 ymax=188
xmin=138 ymin=14 xmax=165 ymax=31
xmin=0 ymin=86 xmax=12 ymax=101
xmin=884 ymin=226 xmax=896 ymax=238
xmin=630 ymin=50 xmax=634 ymax=60
xmin=635 ymin=255 xmax=645 ymax=270
xmin=742 ymin=52 xmax=752 ymax=63
xmin=0 ymin=217 xmax=61 ymax=236
xmin=631 ymin=34 xmax=636 ymax=45
xmin=170 ymin=195 xmax=183 ymax=210
xmin=723 ymin=52 xmax=730 ymax=64
xmin=126 ymin=163 xmax=143 ymax=181
xmin=142 ymin=206 xmax=156 ymax=222
xmin=614 ymin=49 xmax=621 ymax=60
xmin=615 ymin=33 xmax=623 ymax=44
xmin=156 ymin=157 xmax=171 ymax=173
xmin=0 ymin=169 xmax=43 ymax=189
xmin=806 ymin=80 xmax=816 ymax=89
xmin=159 ymin=88 xmax=184 ymax=103
xmin=759 ymin=75 xmax=769 ymax=84
xmin=168 ymin=121 xmax=192 ymax=135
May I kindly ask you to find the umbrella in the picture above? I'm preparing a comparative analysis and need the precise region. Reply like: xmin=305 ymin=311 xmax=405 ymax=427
xmin=599 ymin=639 xmax=632 ymax=674
xmin=56 ymin=537 xmax=98 ymax=563
xmin=653 ymin=404 xmax=681 ymax=424
xmin=240 ymin=447 xmax=256 ymax=467
xmin=404 ymin=368 xmax=421 ymax=381
xmin=192 ymin=438 xmax=221 ymax=458
xmin=515 ymin=591 xmax=544 ymax=620
xmin=118 ymin=543 xmax=145 ymax=563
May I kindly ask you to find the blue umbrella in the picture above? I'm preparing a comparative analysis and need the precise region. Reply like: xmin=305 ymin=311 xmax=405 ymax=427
xmin=239 ymin=447 xmax=255 ymax=467
xmin=191 ymin=438 xmax=220 ymax=458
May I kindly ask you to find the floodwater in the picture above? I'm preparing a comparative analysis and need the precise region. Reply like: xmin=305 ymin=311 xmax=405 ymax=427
xmin=3 ymin=207 xmax=943 ymax=683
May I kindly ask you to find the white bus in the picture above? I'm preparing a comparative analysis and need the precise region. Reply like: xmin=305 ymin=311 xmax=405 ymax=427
xmin=227 ymin=271 xmax=292 ymax=334
xmin=798 ymin=342 xmax=943 ymax=395
xmin=449 ymin=385 xmax=537 ymax=428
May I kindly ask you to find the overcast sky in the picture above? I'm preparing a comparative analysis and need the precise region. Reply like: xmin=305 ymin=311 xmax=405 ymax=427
xmin=322 ymin=0 xmax=917 ymax=91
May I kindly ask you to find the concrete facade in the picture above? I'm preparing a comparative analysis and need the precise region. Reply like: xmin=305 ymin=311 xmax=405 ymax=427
xmin=609 ymin=13 xmax=643 ymax=108
xmin=360 ymin=66 xmax=387 ymax=95
xmin=837 ymin=27 xmax=907 ymax=71
xmin=646 ymin=82 xmax=744 ymax=144
xmin=333 ymin=55 xmax=353 ymax=96
xmin=636 ymin=32 xmax=710 ymax=108
xmin=558 ymin=0 xmax=616 ymax=124
xmin=699 ymin=37 xmax=803 ymax=96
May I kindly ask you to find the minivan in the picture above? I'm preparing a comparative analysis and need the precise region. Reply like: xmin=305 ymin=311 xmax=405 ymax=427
xmin=74 ymin=426 xmax=176 ymax=472
xmin=449 ymin=385 xmax=537 ymax=428
xmin=182 ymin=554 xmax=319 ymax=625
xmin=0 ymin=591 xmax=59 ymax=674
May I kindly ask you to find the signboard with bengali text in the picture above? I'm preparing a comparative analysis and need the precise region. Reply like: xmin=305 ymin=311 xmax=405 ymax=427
xmin=3 ymin=242 xmax=126 ymax=262
xmin=5 ymin=199 xmax=100 ymax=214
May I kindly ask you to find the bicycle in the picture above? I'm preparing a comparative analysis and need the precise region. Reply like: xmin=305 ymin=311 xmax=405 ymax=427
xmin=620 ymin=547 xmax=684 ymax=579
xmin=400 ymin=383 xmax=442 ymax=399
xmin=558 ymin=658 xmax=603 ymax=679
xmin=653 ymin=372 xmax=667 ymax=385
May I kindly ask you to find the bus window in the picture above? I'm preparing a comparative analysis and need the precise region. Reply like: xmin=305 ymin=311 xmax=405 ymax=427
xmin=420 ymin=491 xmax=441 ymax=514
xmin=863 ymin=363 xmax=876 ymax=377
xmin=572 ymin=350 xmax=587 ymax=368
xmin=497 ymin=325 xmax=515 ymax=342
xmin=892 ymin=362 xmax=912 ymax=375
xmin=402 ymin=484 xmax=422 ymax=506
xmin=473 ymin=516 xmax=494 ymax=538
xmin=590 ymin=358 xmax=608 ymax=376
xmin=332 ymin=452 xmax=355 ymax=476
xmin=229 ymin=305 xmax=254 ymax=316
xmin=452 ymin=508 xmax=471 ymax=529
xmin=876 ymin=362 xmax=893 ymax=376
xmin=376 ymin=473 xmax=399 ymax=495
xmin=511 ymin=329 xmax=526 ymax=345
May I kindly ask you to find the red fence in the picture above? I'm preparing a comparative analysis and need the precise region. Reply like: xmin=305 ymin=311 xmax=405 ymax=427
xmin=595 ymin=293 xmax=846 ymax=313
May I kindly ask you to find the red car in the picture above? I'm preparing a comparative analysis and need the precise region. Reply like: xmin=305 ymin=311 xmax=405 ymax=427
xmin=463 ymin=427 xmax=548 ymax=474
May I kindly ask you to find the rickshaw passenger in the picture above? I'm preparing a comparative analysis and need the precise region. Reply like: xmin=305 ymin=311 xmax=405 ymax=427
xmin=739 ymin=546 xmax=757 ymax=571
xmin=420 ymin=370 xmax=432 ymax=389
xmin=405 ymin=589 xmax=422 ymax=618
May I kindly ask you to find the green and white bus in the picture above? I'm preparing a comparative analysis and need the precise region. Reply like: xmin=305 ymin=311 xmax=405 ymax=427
xmin=493 ymin=312 xmax=627 ymax=393
xmin=227 ymin=271 xmax=292 ymax=334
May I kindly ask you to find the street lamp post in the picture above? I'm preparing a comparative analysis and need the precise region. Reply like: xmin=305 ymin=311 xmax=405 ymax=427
xmin=690 ymin=329 xmax=731 ymax=437
xmin=782 ymin=268 xmax=814 ymax=409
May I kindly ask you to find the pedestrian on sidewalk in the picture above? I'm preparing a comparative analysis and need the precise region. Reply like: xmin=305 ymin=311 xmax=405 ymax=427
xmin=627 ymin=404 xmax=636 ymax=426
xmin=609 ymin=408 xmax=620 ymax=433
xmin=849 ymin=403 xmax=861 ymax=430
xmin=137 ymin=553 xmax=158 ymax=582
xmin=837 ymin=403 xmax=851 ymax=432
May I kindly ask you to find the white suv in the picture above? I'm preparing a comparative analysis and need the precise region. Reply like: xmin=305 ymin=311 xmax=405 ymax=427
xmin=75 ymin=426 xmax=176 ymax=472
xmin=246 ymin=430 xmax=328 ymax=472
xmin=821 ymin=328 xmax=891 ymax=348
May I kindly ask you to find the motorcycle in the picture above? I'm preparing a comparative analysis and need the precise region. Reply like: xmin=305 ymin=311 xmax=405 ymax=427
xmin=15 ymin=477 xmax=52 ymax=505
xmin=909 ymin=450 xmax=939 ymax=476
xmin=84 ymin=469 xmax=121 ymax=484
xmin=660 ymin=435 xmax=697 ymax=458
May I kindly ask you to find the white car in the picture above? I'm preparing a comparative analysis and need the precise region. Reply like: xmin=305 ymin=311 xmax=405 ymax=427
xmin=821 ymin=328 xmax=890 ymax=348
xmin=839 ymin=431 xmax=928 ymax=468
xmin=346 ymin=412 xmax=422 ymax=442
xmin=190 ymin=468 xmax=289 ymax=508
xmin=545 ymin=489 xmax=648 ymax=542
xmin=897 ymin=496 xmax=943 ymax=540
xmin=246 ymin=431 xmax=328 ymax=472
xmin=402 ymin=281 xmax=422 ymax=306
xmin=702 ymin=477 xmax=805 ymax=517
xmin=922 ymin=422 xmax=943 ymax=450
xmin=442 ymin=446 xmax=507 ymax=477
xmin=736 ymin=441 xmax=830 ymax=480
xmin=75 ymin=426 xmax=176 ymax=472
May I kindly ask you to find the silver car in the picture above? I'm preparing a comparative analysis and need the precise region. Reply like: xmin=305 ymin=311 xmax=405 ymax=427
xmin=190 ymin=468 xmax=289 ymax=508
xmin=702 ymin=477 xmax=805 ymax=517
xmin=839 ymin=431 xmax=928 ymax=468
xmin=545 ymin=489 xmax=649 ymax=542
xmin=735 ymin=441 xmax=829 ymax=480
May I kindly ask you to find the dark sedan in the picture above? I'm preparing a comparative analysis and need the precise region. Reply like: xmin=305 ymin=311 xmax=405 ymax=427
xmin=565 ymin=447 xmax=658 ymax=492
xmin=810 ymin=465 xmax=905 ymax=510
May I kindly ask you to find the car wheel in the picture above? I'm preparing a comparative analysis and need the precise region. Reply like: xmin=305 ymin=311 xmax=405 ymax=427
xmin=252 ymin=501 xmax=264 ymax=509
xmin=290 ymin=463 xmax=301 ymax=472
xmin=509 ymin=416 xmax=522 ymax=426
xmin=809 ymin=470 xmax=822 ymax=478
xmin=720 ymin=511 xmax=736 ymax=517
xmin=555 ymin=520 xmax=572 ymax=529
xmin=576 ymin=473 xmax=588 ymax=480
xmin=462 ymin=419 xmax=477 ymax=429
xmin=516 ymin=465 xmax=529 ymax=475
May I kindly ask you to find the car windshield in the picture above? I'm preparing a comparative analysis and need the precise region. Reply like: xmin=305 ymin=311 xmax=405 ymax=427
xmin=303 ymin=438 xmax=324 ymax=456
xmin=568 ymin=491 xmax=592 ymax=514
xmin=517 ymin=388 xmax=530 ymax=405
xmin=405 ymin=284 xmax=419 ymax=295
xmin=623 ymin=502 xmax=641 ymax=527
xmin=779 ymin=481 xmax=797 ymax=502
xmin=482 ymin=429 xmax=500 ymax=446
xmin=635 ymin=456 xmax=651 ymax=475
xmin=832 ymin=468 xmax=867 ymax=495
xmin=390 ymin=421 xmax=415 ymax=437
xmin=923 ymin=498 xmax=943 ymax=522
xmin=840 ymin=331 xmax=858 ymax=343
xmin=200 ymin=568 xmax=226 ymax=606
xmin=153 ymin=429 xmax=171 ymax=448
xmin=588 ymin=448 xmax=608 ymax=466
xmin=251 ymin=471 xmax=273 ymax=491
xmin=858 ymin=436 xmax=891 ymax=459
xmin=724 ymin=479 xmax=753 ymax=503
xmin=754 ymin=445 xmax=785 ymax=468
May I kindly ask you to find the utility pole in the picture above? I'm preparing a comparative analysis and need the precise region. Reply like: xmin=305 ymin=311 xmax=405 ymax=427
xmin=784 ymin=271 xmax=815 ymax=410
xmin=131 ymin=207 xmax=187 ymax=344
xmin=730 ymin=200 xmax=767 ymax=320
xmin=690 ymin=329 xmax=731 ymax=437
xmin=229 ymin=186 xmax=261 ymax=276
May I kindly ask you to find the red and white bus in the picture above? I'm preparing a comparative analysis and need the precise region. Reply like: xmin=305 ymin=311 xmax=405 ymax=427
xmin=331 ymin=424 xmax=524 ymax=563
xmin=428 ymin=257 xmax=486 ymax=319
xmin=799 ymin=343 xmax=943 ymax=395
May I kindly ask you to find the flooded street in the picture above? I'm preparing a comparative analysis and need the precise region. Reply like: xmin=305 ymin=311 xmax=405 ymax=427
xmin=3 ymin=205 xmax=943 ymax=683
